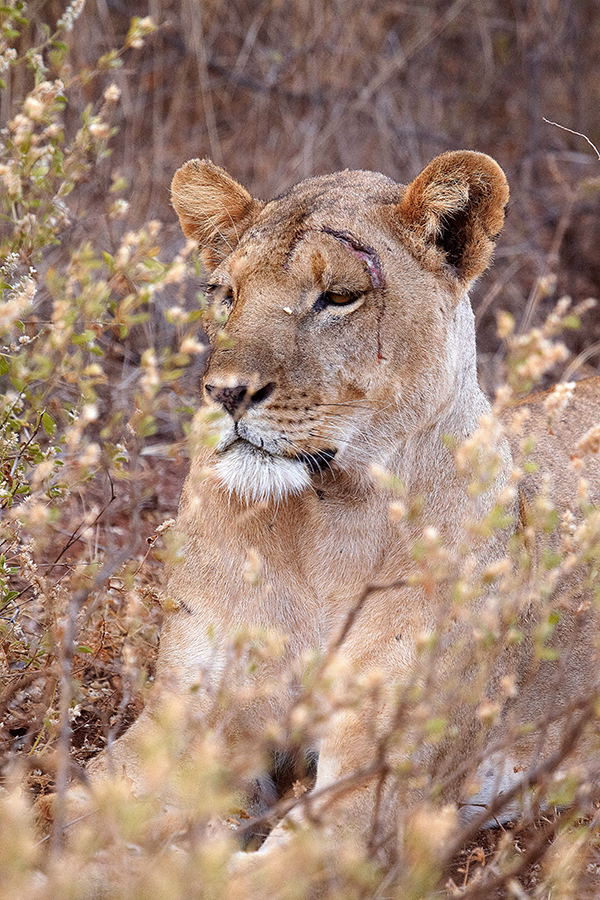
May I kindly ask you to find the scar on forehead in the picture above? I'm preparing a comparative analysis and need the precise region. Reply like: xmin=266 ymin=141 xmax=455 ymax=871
xmin=320 ymin=226 xmax=385 ymax=290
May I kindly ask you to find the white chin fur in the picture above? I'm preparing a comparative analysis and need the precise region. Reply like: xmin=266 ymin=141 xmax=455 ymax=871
xmin=213 ymin=443 xmax=312 ymax=504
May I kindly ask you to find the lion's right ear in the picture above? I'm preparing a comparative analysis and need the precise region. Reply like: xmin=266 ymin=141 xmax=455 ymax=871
xmin=171 ymin=159 xmax=264 ymax=271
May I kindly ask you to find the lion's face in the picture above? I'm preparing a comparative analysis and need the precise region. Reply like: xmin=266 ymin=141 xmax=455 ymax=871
xmin=172 ymin=154 xmax=508 ymax=503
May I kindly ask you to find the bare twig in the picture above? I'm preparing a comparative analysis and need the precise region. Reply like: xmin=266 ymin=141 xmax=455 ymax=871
xmin=561 ymin=339 xmax=600 ymax=382
xmin=46 ymin=476 xmax=116 ymax=576
xmin=49 ymin=549 xmax=136 ymax=854
xmin=439 ymin=694 xmax=599 ymax=871
xmin=543 ymin=117 xmax=600 ymax=160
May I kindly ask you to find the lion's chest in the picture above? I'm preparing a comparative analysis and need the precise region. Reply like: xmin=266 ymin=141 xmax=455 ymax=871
xmin=170 ymin=482 xmax=414 ymax=667
xmin=290 ymin=494 xmax=392 ymax=615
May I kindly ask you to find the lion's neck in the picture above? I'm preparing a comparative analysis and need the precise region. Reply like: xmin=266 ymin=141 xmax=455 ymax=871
xmin=369 ymin=294 xmax=509 ymax=535
xmin=444 ymin=293 xmax=491 ymax=432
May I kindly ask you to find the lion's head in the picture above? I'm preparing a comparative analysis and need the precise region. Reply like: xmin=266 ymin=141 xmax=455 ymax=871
xmin=171 ymin=152 xmax=508 ymax=504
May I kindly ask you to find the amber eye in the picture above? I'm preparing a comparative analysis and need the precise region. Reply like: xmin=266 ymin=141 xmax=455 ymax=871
xmin=314 ymin=290 xmax=359 ymax=311
xmin=327 ymin=291 xmax=354 ymax=304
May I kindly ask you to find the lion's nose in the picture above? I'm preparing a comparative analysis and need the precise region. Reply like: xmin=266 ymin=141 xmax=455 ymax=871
xmin=204 ymin=381 xmax=276 ymax=418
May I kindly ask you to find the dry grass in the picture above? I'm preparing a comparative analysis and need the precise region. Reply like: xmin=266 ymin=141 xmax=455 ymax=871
xmin=1 ymin=1 xmax=600 ymax=898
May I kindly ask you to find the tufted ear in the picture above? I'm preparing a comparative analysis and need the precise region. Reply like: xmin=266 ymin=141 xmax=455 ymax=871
xmin=396 ymin=151 xmax=509 ymax=286
xmin=171 ymin=159 xmax=264 ymax=271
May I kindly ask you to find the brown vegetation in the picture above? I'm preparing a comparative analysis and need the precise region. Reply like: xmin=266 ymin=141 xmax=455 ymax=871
xmin=1 ymin=1 xmax=600 ymax=898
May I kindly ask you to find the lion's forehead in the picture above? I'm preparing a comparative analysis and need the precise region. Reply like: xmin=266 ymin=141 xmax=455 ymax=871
xmin=238 ymin=170 xmax=402 ymax=257
xmin=272 ymin=168 xmax=401 ymax=206
xmin=224 ymin=173 xmax=403 ymax=290
xmin=228 ymin=231 xmax=380 ymax=295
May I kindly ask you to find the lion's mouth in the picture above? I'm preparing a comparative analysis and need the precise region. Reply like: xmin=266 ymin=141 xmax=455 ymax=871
xmin=294 ymin=447 xmax=337 ymax=474
xmin=218 ymin=437 xmax=337 ymax=474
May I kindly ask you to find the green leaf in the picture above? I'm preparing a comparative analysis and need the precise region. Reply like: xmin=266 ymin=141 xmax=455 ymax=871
xmin=98 ymin=50 xmax=122 ymax=70
xmin=537 ymin=646 xmax=560 ymax=661
xmin=0 ymin=356 xmax=9 ymax=376
xmin=542 ymin=548 xmax=562 ymax=569
xmin=42 ymin=412 xmax=56 ymax=436
xmin=72 ymin=330 xmax=97 ymax=345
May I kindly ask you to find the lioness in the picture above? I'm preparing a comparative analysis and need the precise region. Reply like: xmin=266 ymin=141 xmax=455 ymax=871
xmin=85 ymin=151 xmax=600 ymax=864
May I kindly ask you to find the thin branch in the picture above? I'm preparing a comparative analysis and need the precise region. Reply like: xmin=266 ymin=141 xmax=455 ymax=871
xmin=49 ymin=549 xmax=137 ymax=853
xmin=543 ymin=117 xmax=600 ymax=160
xmin=561 ymin=338 xmax=600 ymax=383
xmin=438 ymin=694 xmax=598 ymax=873
xmin=46 ymin=475 xmax=116 ymax=576
xmin=327 ymin=578 xmax=408 ymax=657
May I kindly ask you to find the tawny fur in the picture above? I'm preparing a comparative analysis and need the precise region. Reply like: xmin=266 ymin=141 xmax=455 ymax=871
xmin=80 ymin=151 xmax=600 ymax=861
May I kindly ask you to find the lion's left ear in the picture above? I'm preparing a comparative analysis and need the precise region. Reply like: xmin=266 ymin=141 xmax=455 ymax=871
xmin=171 ymin=159 xmax=264 ymax=271
xmin=396 ymin=150 xmax=509 ymax=286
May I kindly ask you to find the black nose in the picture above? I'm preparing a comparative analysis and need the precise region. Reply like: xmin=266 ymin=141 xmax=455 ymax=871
xmin=204 ymin=381 xmax=276 ymax=418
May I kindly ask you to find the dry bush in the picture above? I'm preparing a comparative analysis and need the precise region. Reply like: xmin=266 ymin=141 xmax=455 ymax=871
xmin=1 ymin=2 xmax=600 ymax=899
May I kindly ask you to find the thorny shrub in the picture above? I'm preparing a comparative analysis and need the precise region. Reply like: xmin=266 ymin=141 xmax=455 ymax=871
xmin=1 ymin=5 xmax=600 ymax=900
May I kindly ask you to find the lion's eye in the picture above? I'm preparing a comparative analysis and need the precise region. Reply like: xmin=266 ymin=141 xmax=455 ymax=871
xmin=205 ymin=284 xmax=234 ymax=326
xmin=326 ymin=291 xmax=354 ymax=305
xmin=314 ymin=290 xmax=359 ymax=311
xmin=207 ymin=284 xmax=234 ymax=307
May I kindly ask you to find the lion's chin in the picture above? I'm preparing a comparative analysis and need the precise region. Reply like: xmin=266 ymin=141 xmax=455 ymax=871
xmin=213 ymin=441 xmax=312 ymax=504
